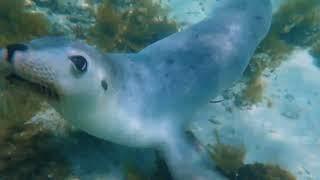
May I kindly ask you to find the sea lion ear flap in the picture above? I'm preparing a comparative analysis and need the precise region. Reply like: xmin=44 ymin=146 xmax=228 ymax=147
xmin=101 ymin=79 xmax=108 ymax=91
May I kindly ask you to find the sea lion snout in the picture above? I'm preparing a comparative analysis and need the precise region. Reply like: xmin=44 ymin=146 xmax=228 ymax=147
xmin=0 ymin=44 xmax=28 ymax=74
xmin=2 ymin=42 xmax=62 ymax=99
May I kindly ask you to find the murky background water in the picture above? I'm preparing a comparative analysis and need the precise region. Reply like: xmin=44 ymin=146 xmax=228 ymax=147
xmin=0 ymin=0 xmax=319 ymax=179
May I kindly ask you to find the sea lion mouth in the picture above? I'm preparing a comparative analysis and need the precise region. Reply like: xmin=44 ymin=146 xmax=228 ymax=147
xmin=5 ymin=74 xmax=60 ymax=101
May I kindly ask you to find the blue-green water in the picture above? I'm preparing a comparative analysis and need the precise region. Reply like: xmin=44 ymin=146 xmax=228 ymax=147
xmin=0 ymin=0 xmax=319 ymax=179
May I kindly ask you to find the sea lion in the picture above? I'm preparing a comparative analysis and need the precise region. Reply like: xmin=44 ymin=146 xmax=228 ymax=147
xmin=0 ymin=0 xmax=272 ymax=179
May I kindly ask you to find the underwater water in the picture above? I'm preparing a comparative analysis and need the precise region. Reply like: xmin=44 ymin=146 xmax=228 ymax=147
xmin=0 ymin=0 xmax=319 ymax=179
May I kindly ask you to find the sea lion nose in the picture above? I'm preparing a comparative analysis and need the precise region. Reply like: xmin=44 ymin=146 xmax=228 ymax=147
xmin=5 ymin=43 xmax=28 ymax=63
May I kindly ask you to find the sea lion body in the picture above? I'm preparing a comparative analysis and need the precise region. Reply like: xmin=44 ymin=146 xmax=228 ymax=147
xmin=0 ymin=0 xmax=272 ymax=179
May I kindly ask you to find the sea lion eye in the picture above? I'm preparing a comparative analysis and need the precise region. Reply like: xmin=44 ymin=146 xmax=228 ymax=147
xmin=69 ymin=55 xmax=88 ymax=73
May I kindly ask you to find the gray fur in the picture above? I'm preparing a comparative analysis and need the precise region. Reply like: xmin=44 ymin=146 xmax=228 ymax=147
xmin=1 ymin=0 xmax=272 ymax=179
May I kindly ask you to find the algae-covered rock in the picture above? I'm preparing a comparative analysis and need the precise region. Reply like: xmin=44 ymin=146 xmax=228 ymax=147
xmin=0 ymin=0 xmax=49 ymax=47
xmin=0 ymin=78 xmax=43 ymax=125
xmin=0 ymin=76 xmax=71 ymax=178
xmin=209 ymin=143 xmax=246 ymax=178
xmin=0 ymin=123 xmax=71 ymax=179
xmin=237 ymin=163 xmax=296 ymax=180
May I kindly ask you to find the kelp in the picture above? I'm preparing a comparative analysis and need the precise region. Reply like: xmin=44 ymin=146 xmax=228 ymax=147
xmin=208 ymin=131 xmax=246 ymax=178
xmin=0 ymin=0 xmax=49 ymax=47
xmin=240 ymin=0 xmax=320 ymax=105
xmin=236 ymin=73 xmax=266 ymax=106
xmin=272 ymin=0 xmax=320 ymax=46
xmin=209 ymin=143 xmax=296 ymax=180
xmin=208 ymin=131 xmax=296 ymax=179
xmin=87 ymin=0 xmax=178 ymax=52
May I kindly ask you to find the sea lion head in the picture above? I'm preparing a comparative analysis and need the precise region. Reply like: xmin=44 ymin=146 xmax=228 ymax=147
xmin=2 ymin=37 xmax=112 ymax=116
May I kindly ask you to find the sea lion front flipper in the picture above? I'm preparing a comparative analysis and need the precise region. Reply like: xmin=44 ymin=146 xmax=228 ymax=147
xmin=134 ymin=0 xmax=272 ymax=110
xmin=160 ymin=131 xmax=226 ymax=180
